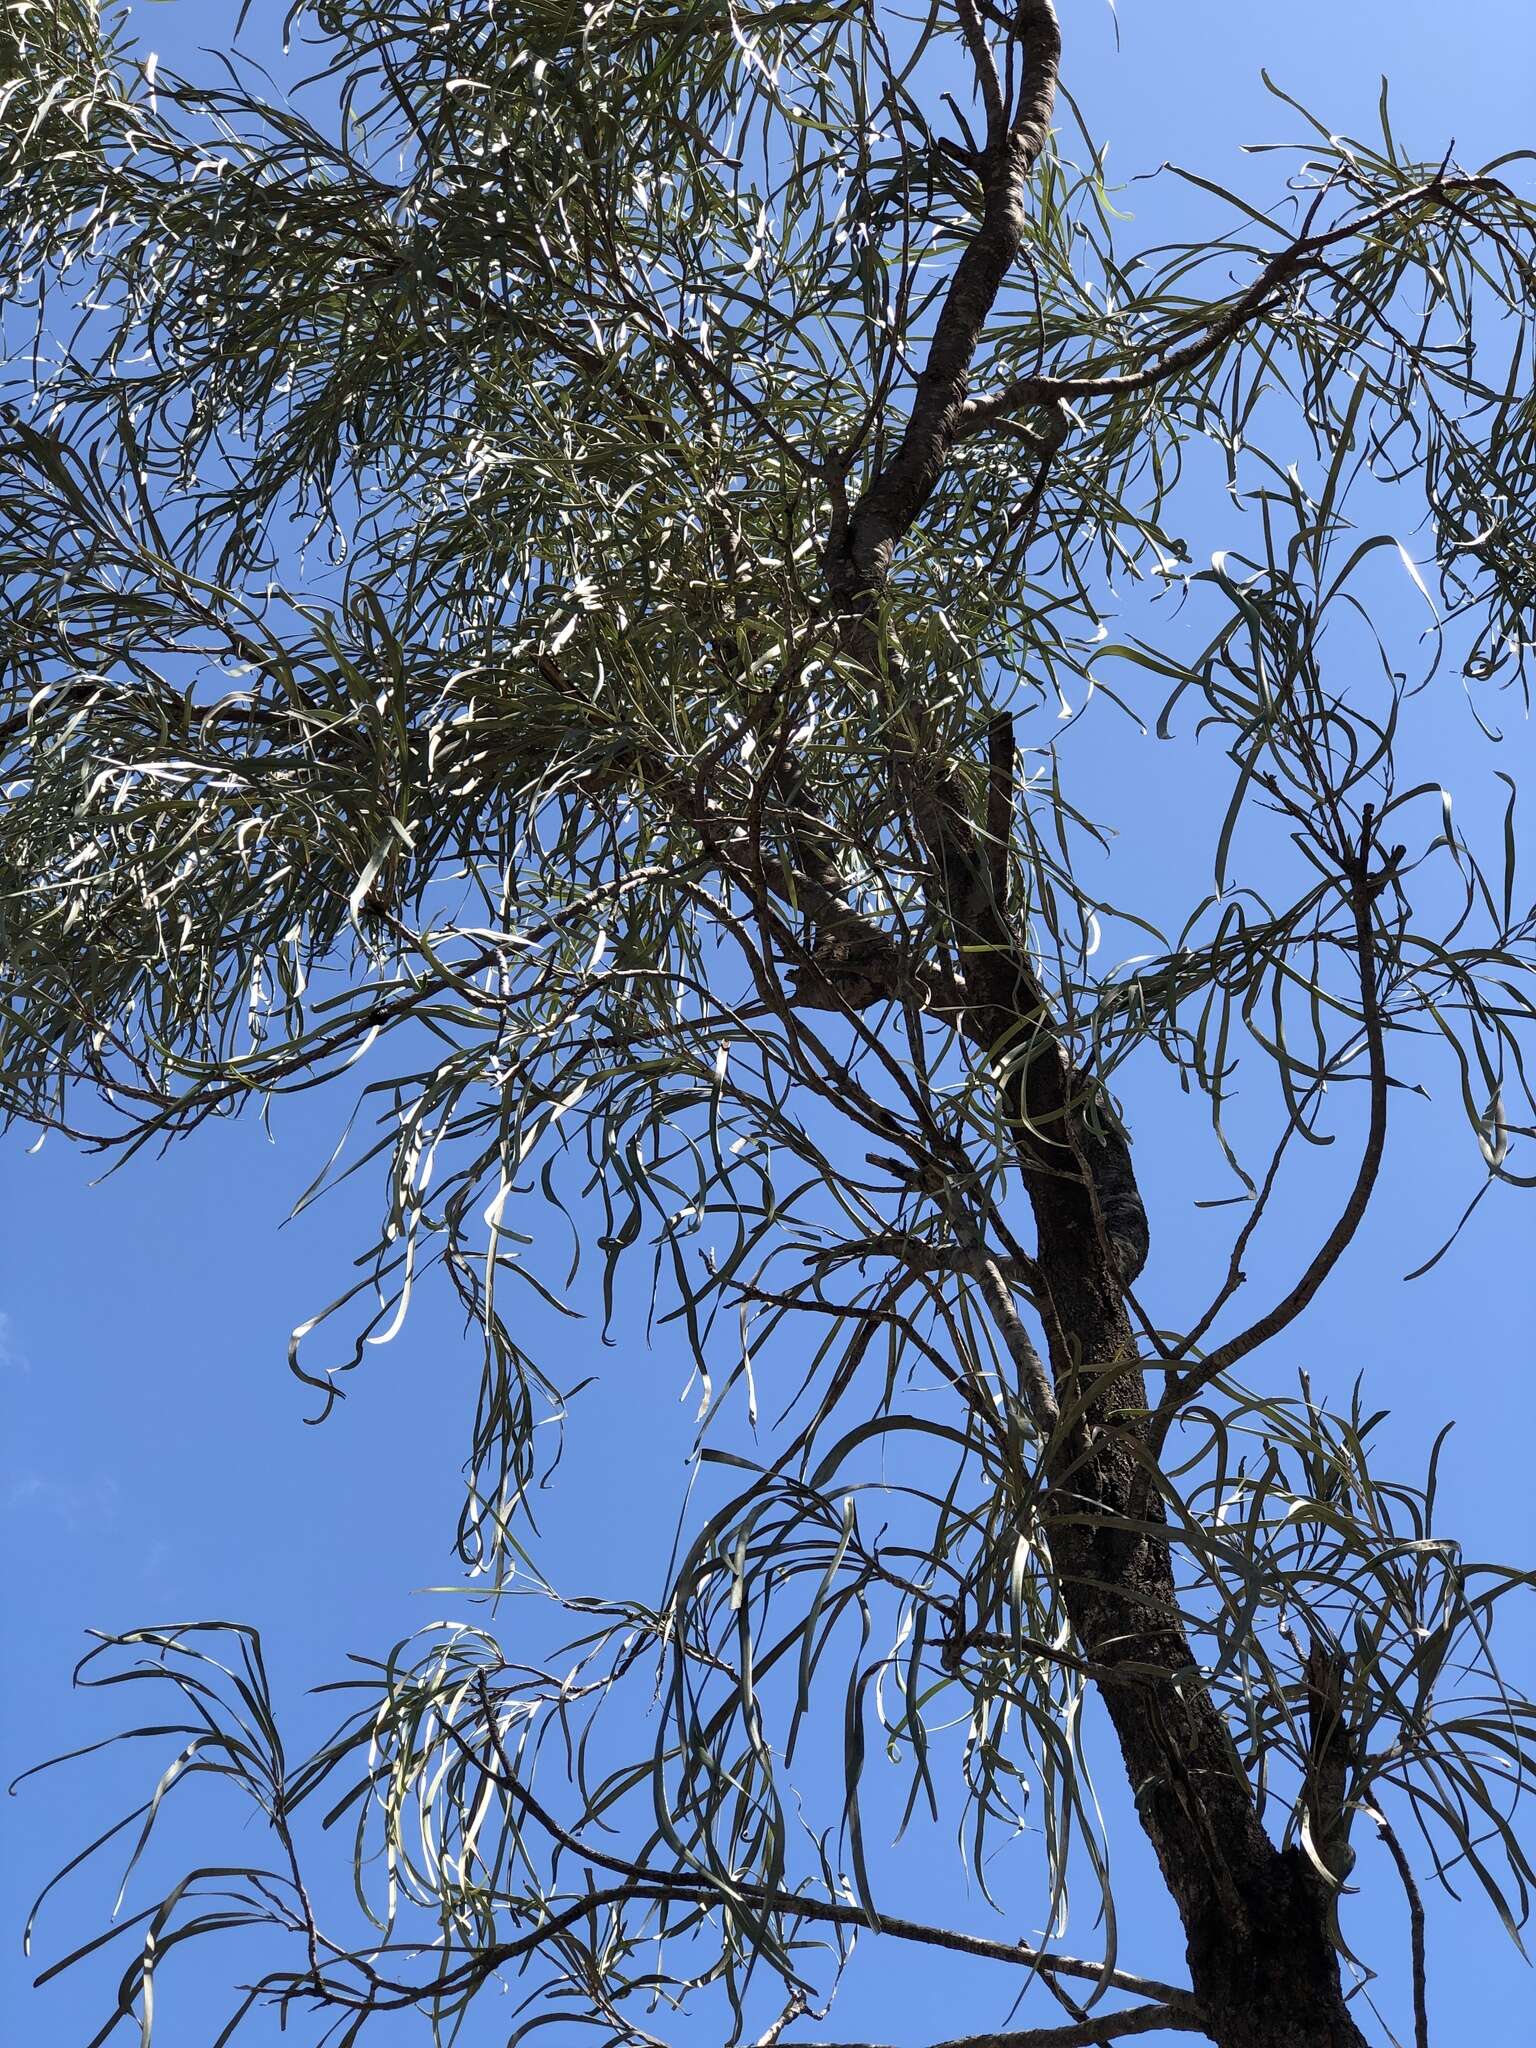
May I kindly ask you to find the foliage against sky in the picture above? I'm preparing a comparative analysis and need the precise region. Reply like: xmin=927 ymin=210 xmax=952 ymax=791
xmin=2 ymin=3 xmax=1535 ymax=2044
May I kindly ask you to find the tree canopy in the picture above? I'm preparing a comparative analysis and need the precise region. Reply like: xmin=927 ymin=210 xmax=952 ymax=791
xmin=2 ymin=4 xmax=1535 ymax=2046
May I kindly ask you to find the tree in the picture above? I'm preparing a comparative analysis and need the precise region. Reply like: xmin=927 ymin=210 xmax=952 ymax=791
xmin=2 ymin=1 xmax=1534 ymax=2044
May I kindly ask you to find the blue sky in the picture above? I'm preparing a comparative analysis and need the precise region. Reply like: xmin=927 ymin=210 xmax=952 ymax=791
xmin=4 ymin=3 xmax=1535 ymax=2044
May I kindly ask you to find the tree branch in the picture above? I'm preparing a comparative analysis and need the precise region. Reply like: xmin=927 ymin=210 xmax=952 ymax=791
xmin=833 ymin=0 xmax=1062 ymax=595
xmin=1372 ymin=1810 xmax=1429 ymax=2048
xmin=785 ymin=2002 xmax=1208 ymax=2048
xmin=468 ymin=1677 xmax=1200 ymax=2014
xmin=1149 ymin=815 xmax=1396 ymax=1446
xmin=956 ymin=174 xmax=1507 ymax=438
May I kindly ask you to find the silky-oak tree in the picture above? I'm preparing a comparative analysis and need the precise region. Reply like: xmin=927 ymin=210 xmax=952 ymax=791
xmin=3 ymin=3 xmax=1535 ymax=2046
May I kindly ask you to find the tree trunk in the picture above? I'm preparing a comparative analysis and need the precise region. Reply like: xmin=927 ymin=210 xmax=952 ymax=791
xmin=811 ymin=2 xmax=1371 ymax=2022
xmin=1030 ymin=1176 xmax=1367 ymax=2048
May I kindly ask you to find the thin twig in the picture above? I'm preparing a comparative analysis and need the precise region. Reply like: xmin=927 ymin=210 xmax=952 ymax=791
xmin=468 ymin=1678 xmax=1200 ymax=2014
xmin=1149 ymin=813 xmax=1396 ymax=1448
xmin=1372 ymin=1810 xmax=1429 ymax=2048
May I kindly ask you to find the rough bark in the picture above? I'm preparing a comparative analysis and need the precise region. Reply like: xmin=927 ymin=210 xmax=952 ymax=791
xmin=1029 ymin=1187 xmax=1367 ymax=2048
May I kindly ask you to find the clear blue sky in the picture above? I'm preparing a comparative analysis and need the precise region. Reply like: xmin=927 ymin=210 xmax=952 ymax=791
xmin=4 ymin=4 xmax=1535 ymax=2045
